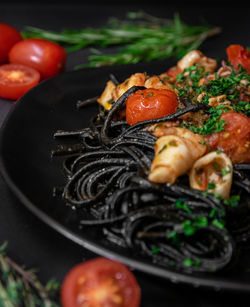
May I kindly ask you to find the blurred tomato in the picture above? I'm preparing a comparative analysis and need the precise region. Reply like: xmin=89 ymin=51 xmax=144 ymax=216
xmin=9 ymin=38 xmax=66 ymax=79
xmin=166 ymin=66 xmax=181 ymax=78
xmin=0 ymin=23 xmax=22 ymax=64
xmin=206 ymin=112 xmax=250 ymax=163
xmin=61 ymin=258 xmax=141 ymax=307
xmin=226 ymin=44 xmax=250 ymax=73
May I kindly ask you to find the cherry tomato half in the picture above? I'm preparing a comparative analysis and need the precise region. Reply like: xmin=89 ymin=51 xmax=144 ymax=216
xmin=226 ymin=45 xmax=250 ymax=73
xmin=0 ymin=64 xmax=40 ymax=100
xmin=126 ymin=88 xmax=178 ymax=125
xmin=0 ymin=23 xmax=22 ymax=64
xmin=61 ymin=258 xmax=141 ymax=307
xmin=206 ymin=112 xmax=250 ymax=163
xmin=9 ymin=38 xmax=66 ymax=79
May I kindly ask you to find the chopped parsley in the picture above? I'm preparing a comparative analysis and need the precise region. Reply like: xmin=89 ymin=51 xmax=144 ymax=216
xmin=209 ymin=208 xmax=216 ymax=218
xmin=166 ymin=229 xmax=178 ymax=244
xmin=212 ymin=219 xmax=225 ymax=230
xmin=180 ymin=216 xmax=208 ymax=237
xmin=176 ymin=64 xmax=208 ymax=98
xmin=183 ymin=258 xmax=201 ymax=267
xmin=181 ymin=220 xmax=196 ymax=236
xmin=158 ymin=144 xmax=168 ymax=154
xmin=147 ymin=91 xmax=154 ymax=97
xmin=207 ymin=182 xmax=216 ymax=190
xmin=212 ymin=161 xmax=221 ymax=172
xmin=152 ymin=246 xmax=160 ymax=254
xmin=174 ymin=198 xmax=192 ymax=214
xmin=183 ymin=258 xmax=193 ymax=267
xmin=223 ymin=195 xmax=240 ymax=207
xmin=199 ymin=140 xmax=207 ymax=145
xmin=181 ymin=105 xmax=228 ymax=135
xmin=233 ymin=100 xmax=250 ymax=116
xmin=168 ymin=140 xmax=178 ymax=147
xmin=175 ymin=64 xmax=249 ymax=136
xmin=221 ymin=165 xmax=232 ymax=176
xmin=199 ymin=65 xmax=249 ymax=103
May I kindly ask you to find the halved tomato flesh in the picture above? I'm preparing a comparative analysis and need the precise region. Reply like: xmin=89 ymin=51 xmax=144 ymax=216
xmin=61 ymin=257 xmax=141 ymax=307
xmin=0 ymin=64 xmax=40 ymax=100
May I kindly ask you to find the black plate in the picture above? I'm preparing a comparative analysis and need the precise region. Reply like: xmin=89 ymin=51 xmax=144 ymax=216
xmin=1 ymin=60 xmax=250 ymax=292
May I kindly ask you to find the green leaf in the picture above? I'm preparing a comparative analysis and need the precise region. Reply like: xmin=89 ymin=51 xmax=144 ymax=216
xmin=0 ymin=245 xmax=60 ymax=306
xmin=212 ymin=219 xmax=225 ymax=230
xmin=181 ymin=220 xmax=196 ymax=236
xmin=224 ymin=195 xmax=240 ymax=207
xmin=174 ymin=199 xmax=192 ymax=214
xmin=151 ymin=247 xmax=160 ymax=254
xmin=183 ymin=258 xmax=193 ymax=267
xmin=23 ymin=12 xmax=221 ymax=67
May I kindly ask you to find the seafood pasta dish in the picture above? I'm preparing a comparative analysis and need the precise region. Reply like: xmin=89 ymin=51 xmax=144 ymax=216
xmin=53 ymin=45 xmax=250 ymax=273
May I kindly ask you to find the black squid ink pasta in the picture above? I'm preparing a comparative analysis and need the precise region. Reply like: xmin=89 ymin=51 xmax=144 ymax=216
xmin=53 ymin=47 xmax=250 ymax=274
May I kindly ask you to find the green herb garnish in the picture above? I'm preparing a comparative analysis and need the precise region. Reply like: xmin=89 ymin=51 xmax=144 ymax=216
xmin=183 ymin=258 xmax=193 ymax=267
xmin=181 ymin=105 xmax=229 ymax=135
xmin=212 ymin=219 xmax=225 ymax=230
xmin=158 ymin=144 xmax=168 ymax=154
xmin=181 ymin=216 xmax=208 ymax=236
xmin=203 ymin=67 xmax=250 ymax=102
xmin=221 ymin=165 xmax=232 ymax=176
xmin=152 ymin=246 xmax=160 ymax=254
xmin=183 ymin=258 xmax=201 ymax=267
xmin=22 ymin=12 xmax=221 ymax=67
xmin=207 ymin=182 xmax=216 ymax=190
xmin=174 ymin=198 xmax=192 ymax=214
xmin=168 ymin=140 xmax=178 ymax=147
xmin=224 ymin=195 xmax=240 ymax=207
xmin=0 ymin=242 xmax=59 ymax=307
xmin=233 ymin=100 xmax=250 ymax=116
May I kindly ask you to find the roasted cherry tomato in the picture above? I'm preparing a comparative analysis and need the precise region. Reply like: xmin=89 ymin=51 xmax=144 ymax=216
xmin=206 ymin=112 xmax=250 ymax=163
xmin=166 ymin=66 xmax=181 ymax=78
xmin=9 ymin=38 xmax=66 ymax=79
xmin=226 ymin=45 xmax=250 ymax=73
xmin=61 ymin=257 xmax=141 ymax=307
xmin=0 ymin=64 xmax=40 ymax=100
xmin=0 ymin=23 xmax=22 ymax=64
xmin=126 ymin=88 xmax=178 ymax=125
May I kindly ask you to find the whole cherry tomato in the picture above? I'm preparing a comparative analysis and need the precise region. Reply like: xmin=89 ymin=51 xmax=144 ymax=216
xmin=61 ymin=257 xmax=141 ymax=307
xmin=9 ymin=38 xmax=66 ymax=79
xmin=226 ymin=45 xmax=250 ymax=73
xmin=0 ymin=23 xmax=22 ymax=64
xmin=126 ymin=88 xmax=178 ymax=125
xmin=0 ymin=64 xmax=40 ymax=100
xmin=206 ymin=112 xmax=250 ymax=163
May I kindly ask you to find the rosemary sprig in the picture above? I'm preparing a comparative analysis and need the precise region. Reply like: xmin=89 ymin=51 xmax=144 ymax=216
xmin=22 ymin=12 xmax=221 ymax=67
xmin=0 ymin=242 xmax=59 ymax=307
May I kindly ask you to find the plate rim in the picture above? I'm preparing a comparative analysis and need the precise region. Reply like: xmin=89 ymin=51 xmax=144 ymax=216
xmin=0 ymin=66 xmax=250 ymax=293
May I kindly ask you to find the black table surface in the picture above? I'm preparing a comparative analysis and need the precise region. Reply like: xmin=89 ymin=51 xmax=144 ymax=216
xmin=0 ymin=3 xmax=250 ymax=306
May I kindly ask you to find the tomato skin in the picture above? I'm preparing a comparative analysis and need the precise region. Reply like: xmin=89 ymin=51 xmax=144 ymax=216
xmin=0 ymin=64 xmax=40 ymax=100
xmin=206 ymin=112 xmax=250 ymax=163
xmin=166 ymin=66 xmax=181 ymax=78
xmin=9 ymin=38 xmax=66 ymax=79
xmin=226 ymin=45 xmax=250 ymax=73
xmin=61 ymin=258 xmax=141 ymax=307
xmin=0 ymin=23 xmax=22 ymax=64
xmin=126 ymin=88 xmax=178 ymax=125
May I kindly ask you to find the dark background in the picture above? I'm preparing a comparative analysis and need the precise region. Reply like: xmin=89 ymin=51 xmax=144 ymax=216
xmin=0 ymin=2 xmax=249 ymax=306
